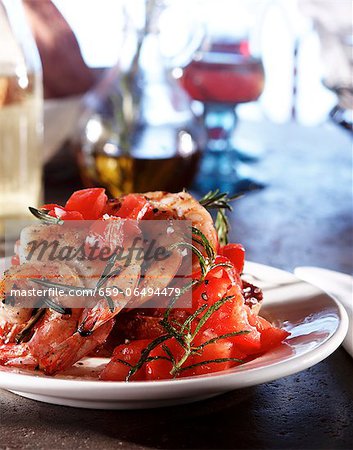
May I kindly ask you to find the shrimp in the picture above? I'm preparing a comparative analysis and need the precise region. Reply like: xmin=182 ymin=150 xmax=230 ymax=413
xmin=0 ymin=263 xmax=44 ymax=343
xmin=78 ymin=262 xmax=141 ymax=335
xmin=0 ymin=260 xmax=114 ymax=374
xmin=0 ymin=343 xmax=38 ymax=369
xmin=131 ymin=191 xmax=218 ymax=299
xmin=143 ymin=191 xmax=218 ymax=253
xmin=18 ymin=223 xmax=106 ymax=289
xmin=39 ymin=319 xmax=114 ymax=375
xmin=130 ymin=223 xmax=183 ymax=307
xmin=0 ymin=310 xmax=114 ymax=375
xmin=0 ymin=190 xmax=219 ymax=376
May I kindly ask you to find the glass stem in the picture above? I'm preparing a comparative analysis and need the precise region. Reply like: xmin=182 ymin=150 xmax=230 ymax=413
xmin=203 ymin=102 xmax=237 ymax=152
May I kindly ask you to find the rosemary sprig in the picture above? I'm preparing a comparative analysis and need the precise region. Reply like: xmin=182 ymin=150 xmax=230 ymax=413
xmin=179 ymin=304 xmax=208 ymax=333
xmin=30 ymin=278 xmax=91 ymax=294
xmin=125 ymin=293 xmax=247 ymax=380
xmin=161 ymin=344 xmax=175 ymax=365
xmin=126 ymin=334 xmax=170 ymax=380
xmin=191 ymin=296 xmax=234 ymax=339
xmin=178 ymin=357 xmax=244 ymax=373
xmin=193 ymin=330 xmax=250 ymax=351
xmin=169 ymin=242 xmax=208 ymax=277
xmin=199 ymin=190 xmax=243 ymax=246
xmin=28 ymin=207 xmax=64 ymax=225
xmin=42 ymin=297 xmax=71 ymax=315
xmin=199 ymin=190 xmax=242 ymax=210
xmin=191 ymin=226 xmax=215 ymax=260
xmin=215 ymin=209 xmax=230 ymax=246
xmin=122 ymin=223 xmax=250 ymax=381
xmin=15 ymin=309 xmax=45 ymax=344
xmin=29 ymin=252 xmax=125 ymax=333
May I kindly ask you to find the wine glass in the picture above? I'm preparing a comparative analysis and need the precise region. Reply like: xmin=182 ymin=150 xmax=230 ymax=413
xmin=176 ymin=1 xmax=266 ymax=194
xmin=299 ymin=0 xmax=353 ymax=132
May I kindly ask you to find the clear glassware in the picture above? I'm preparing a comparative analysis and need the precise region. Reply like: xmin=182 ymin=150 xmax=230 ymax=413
xmin=176 ymin=0 xmax=266 ymax=194
xmin=300 ymin=0 xmax=353 ymax=131
xmin=0 ymin=0 xmax=43 ymax=236
xmin=75 ymin=0 xmax=205 ymax=197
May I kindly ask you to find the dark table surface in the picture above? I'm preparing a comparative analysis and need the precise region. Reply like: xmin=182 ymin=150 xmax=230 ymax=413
xmin=1 ymin=119 xmax=352 ymax=450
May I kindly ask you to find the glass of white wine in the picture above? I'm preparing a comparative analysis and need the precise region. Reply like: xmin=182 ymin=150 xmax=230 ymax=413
xmin=0 ymin=0 xmax=43 ymax=239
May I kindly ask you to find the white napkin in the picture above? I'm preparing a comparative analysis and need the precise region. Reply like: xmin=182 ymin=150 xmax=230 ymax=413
xmin=294 ymin=267 xmax=353 ymax=358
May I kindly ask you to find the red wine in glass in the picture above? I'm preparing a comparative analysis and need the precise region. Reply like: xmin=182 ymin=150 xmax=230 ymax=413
xmin=179 ymin=38 xmax=265 ymax=193
xmin=181 ymin=42 xmax=264 ymax=104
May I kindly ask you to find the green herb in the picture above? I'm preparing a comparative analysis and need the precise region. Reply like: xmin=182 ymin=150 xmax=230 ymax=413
xmin=42 ymin=297 xmax=71 ymax=315
xmin=28 ymin=207 xmax=64 ymax=225
xmin=103 ymin=294 xmax=115 ymax=313
xmin=96 ymin=253 xmax=121 ymax=288
xmin=125 ymin=292 xmax=246 ymax=380
xmin=199 ymin=189 xmax=243 ymax=245
xmin=199 ymin=190 xmax=242 ymax=210
xmin=194 ymin=330 xmax=250 ymax=350
xmin=30 ymin=252 xmax=126 ymax=334
xmin=191 ymin=226 xmax=215 ymax=260
xmin=191 ymin=296 xmax=234 ymax=338
xmin=29 ymin=278 xmax=89 ymax=294
xmin=178 ymin=357 xmax=244 ymax=373
xmin=169 ymin=241 xmax=208 ymax=277
xmin=15 ymin=309 xmax=46 ymax=344
xmin=126 ymin=334 xmax=170 ymax=380
xmin=122 ymin=225 xmax=249 ymax=381
xmin=215 ymin=209 xmax=230 ymax=246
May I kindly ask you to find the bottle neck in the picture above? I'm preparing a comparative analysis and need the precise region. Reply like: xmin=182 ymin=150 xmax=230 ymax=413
xmin=1 ymin=0 xmax=42 ymax=76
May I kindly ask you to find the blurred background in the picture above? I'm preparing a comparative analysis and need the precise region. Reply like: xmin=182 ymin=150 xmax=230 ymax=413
xmin=0 ymin=0 xmax=352 ymax=271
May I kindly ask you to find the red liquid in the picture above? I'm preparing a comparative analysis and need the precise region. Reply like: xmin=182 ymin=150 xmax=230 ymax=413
xmin=180 ymin=47 xmax=264 ymax=104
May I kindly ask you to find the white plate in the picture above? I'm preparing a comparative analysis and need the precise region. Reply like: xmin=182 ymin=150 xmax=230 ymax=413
xmin=0 ymin=261 xmax=348 ymax=410
xmin=294 ymin=266 xmax=353 ymax=358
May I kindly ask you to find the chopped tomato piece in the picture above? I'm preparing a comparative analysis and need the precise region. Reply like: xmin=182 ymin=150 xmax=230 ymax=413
xmin=115 ymin=194 xmax=152 ymax=220
xmin=145 ymin=338 xmax=183 ymax=380
xmin=193 ymin=276 xmax=230 ymax=310
xmin=182 ymin=330 xmax=243 ymax=377
xmin=85 ymin=218 xmax=141 ymax=259
xmin=65 ymin=188 xmax=107 ymax=220
xmin=205 ymin=290 xmax=262 ymax=355
xmin=220 ymin=243 xmax=245 ymax=274
xmin=54 ymin=208 xmax=84 ymax=220
xmin=41 ymin=203 xmax=62 ymax=212
xmin=260 ymin=327 xmax=289 ymax=352
xmin=41 ymin=203 xmax=84 ymax=220
xmin=247 ymin=313 xmax=272 ymax=331
xmin=100 ymin=339 xmax=151 ymax=381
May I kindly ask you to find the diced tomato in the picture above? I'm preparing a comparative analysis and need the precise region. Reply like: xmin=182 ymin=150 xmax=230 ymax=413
xmin=41 ymin=203 xmax=84 ymax=220
xmin=145 ymin=338 xmax=183 ymax=380
xmin=193 ymin=276 xmax=230 ymax=310
xmin=115 ymin=194 xmax=152 ymax=220
xmin=260 ymin=327 xmax=289 ymax=352
xmin=247 ymin=312 xmax=272 ymax=331
xmin=54 ymin=207 xmax=84 ymax=220
xmin=220 ymin=243 xmax=245 ymax=274
xmin=41 ymin=203 xmax=62 ymax=212
xmin=100 ymin=339 xmax=151 ymax=381
xmin=182 ymin=330 xmax=236 ymax=377
xmin=204 ymin=289 xmax=262 ymax=355
xmin=85 ymin=218 xmax=141 ymax=259
xmin=65 ymin=188 xmax=107 ymax=220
